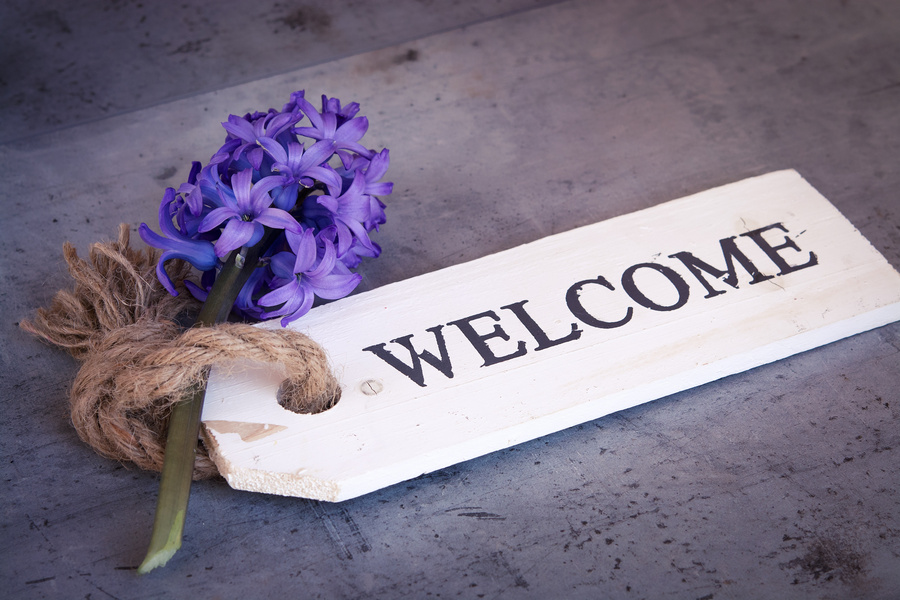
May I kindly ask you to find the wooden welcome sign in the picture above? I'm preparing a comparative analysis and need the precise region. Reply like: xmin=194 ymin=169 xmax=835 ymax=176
xmin=202 ymin=170 xmax=900 ymax=502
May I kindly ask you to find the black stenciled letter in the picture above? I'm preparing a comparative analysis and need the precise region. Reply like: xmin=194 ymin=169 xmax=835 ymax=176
xmin=740 ymin=223 xmax=818 ymax=276
xmin=500 ymin=299 xmax=582 ymax=351
xmin=565 ymin=276 xmax=633 ymax=328
xmin=669 ymin=236 xmax=774 ymax=299
xmin=362 ymin=325 xmax=454 ymax=387
xmin=447 ymin=310 xmax=527 ymax=367
xmin=621 ymin=263 xmax=690 ymax=311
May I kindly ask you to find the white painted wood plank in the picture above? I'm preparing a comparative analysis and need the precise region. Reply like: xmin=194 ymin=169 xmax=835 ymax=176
xmin=201 ymin=170 xmax=900 ymax=501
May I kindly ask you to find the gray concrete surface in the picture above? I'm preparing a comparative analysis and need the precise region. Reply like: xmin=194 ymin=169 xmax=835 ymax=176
xmin=0 ymin=0 xmax=560 ymax=143
xmin=3 ymin=1 xmax=899 ymax=598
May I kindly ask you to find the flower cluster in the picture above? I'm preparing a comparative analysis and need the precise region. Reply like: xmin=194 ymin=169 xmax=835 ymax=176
xmin=140 ymin=91 xmax=391 ymax=325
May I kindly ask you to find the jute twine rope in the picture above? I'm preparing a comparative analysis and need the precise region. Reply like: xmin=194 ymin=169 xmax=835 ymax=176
xmin=20 ymin=224 xmax=340 ymax=479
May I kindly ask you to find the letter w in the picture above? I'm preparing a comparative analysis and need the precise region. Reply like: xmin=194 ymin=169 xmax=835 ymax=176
xmin=362 ymin=325 xmax=454 ymax=387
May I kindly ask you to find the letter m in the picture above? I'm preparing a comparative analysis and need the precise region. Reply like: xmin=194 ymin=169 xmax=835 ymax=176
xmin=362 ymin=325 xmax=455 ymax=387
xmin=670 ymin=236 xmax=774 ymax=299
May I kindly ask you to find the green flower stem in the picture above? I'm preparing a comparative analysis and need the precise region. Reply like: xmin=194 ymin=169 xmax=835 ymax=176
xmin=136 ymin=381 xmax=206 ymax=574
xmin=138 ymin=231 xmax=276 ymax=574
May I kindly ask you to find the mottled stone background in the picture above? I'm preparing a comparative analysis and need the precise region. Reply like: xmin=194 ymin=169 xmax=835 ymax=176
xmin=2 ymin=1 xmax=898 ymax=598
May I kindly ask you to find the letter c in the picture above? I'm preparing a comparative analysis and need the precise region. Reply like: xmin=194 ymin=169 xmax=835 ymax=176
xmin=565 ymin=276 xmax=633 ymax=329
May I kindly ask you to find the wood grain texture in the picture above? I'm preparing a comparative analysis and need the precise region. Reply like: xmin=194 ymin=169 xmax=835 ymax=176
xmin=203 ymin=170 xmax=900 ymax=501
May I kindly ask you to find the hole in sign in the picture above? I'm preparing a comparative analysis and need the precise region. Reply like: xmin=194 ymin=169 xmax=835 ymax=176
xmin=276 ymin=378 xmax=342 ymax=414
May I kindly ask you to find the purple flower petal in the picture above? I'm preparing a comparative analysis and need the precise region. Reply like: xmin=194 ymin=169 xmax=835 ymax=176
xmin=214 ymin=219 xmax=258 ymax=257
xmin=303 ymin=139 xmax=337 ymax=167
xmin=269 ymin=251 xmax=296 ymax=279
xmin=247 ymin=147 xmax=265 ymax=171
xmin=259 ymin=278 xmax=301 ymax=308
xmin=198 ymin=206 xmax=239 ymax=232
xmin=306 ymin=237 xmax=337 ymax=278
xmin=337 ymin=117 xmax=368 ymax=144
xmin=254 ymin=207 xmax=301 ymax=232
xmin=366 ymin=149 xmax=390 ymax=181
xmin=258 ymin=137 xmax=288 ymax=164
xmin=310 ymin=271 xmax=362 ymax=299
xmin=287 ymin=228 xmax=317 ymax=272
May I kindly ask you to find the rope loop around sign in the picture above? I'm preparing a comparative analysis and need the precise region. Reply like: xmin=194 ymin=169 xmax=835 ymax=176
xmin=20 ymin=225 xmax=340 ymax=480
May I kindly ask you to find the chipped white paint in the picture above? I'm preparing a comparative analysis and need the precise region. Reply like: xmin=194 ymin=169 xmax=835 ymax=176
xmin=201 ymin=170 xmax=900 ymax=501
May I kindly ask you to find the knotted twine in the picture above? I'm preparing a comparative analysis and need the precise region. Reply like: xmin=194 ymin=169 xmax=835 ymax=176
xmin=20 ymin=224 xmax=340 ymax=479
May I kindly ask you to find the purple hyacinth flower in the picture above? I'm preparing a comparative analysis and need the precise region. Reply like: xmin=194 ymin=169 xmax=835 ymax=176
xmin=178 ymin=151 xmax=235 ymax=217
xmin=222 ymin=110 xmax=304 ymax=169
xmin=259 ymin=227 xmax=362 ymax=326
xmin=293 ymin=95 xmax=373 ymax=159
xmin=316 ymin=170 xmax=381 ymax=258
xmin=321 ymin=95 xmax=361 ymax=122
xmin=337 ymin=148 xmax=391 ymax=193
xmin=281 ymin=90 xmax=308 ymax=116
xmin=231 ymin=266 xmax=269 ymax=320
xmin=199 ymin=169 xmax=301 ymax=258
xmin=360 ymin=149 xmax=393 ymax=197
xmin=337 ymin=235 xmax=382 ymax=270
xmin=141 ymin=89 xmax=389 ymax=325
xmin=257 ymin=137 xmax=341 ymax=208
xmin=347 ymin=148 xmax=391 ymax=231
xmin=139 ymin=188 xmax=218 ymax=295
